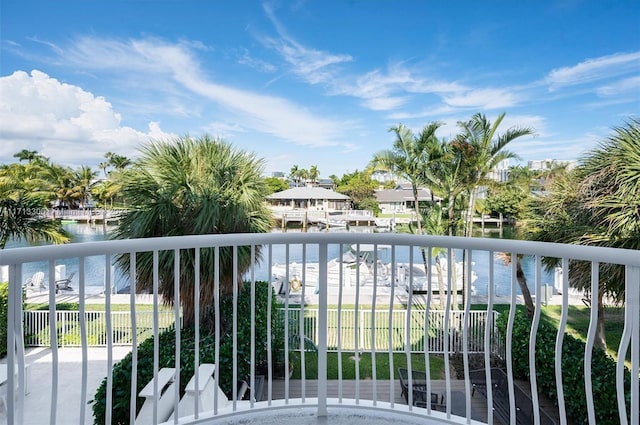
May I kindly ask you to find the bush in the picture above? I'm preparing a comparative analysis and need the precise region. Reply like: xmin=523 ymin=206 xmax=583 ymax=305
xmin=0 ymin=283 xmax=7 ymax=358
xmin=91 ymin=281 xmax=283 ymax=424
xmin=497 ymin=310 xmax=632 ymax=425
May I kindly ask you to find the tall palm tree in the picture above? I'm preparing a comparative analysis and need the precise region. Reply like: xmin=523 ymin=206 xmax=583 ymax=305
xmin=289 ymin=165 xmax=299 ymax=186
xmin=112 ymin=135 xmax=273 ymax=329
xmin=371 ymin=122 xmax=442 ymax=236
xmin=75 ymin=166 xmax=98 ymax=207
xmin=309 ymin=165 xmax=320 ymax=184
xmin=528 ymin=118 xmax=640 ymax=348
xmin=456 ymin=113 xmax=534 ymax=237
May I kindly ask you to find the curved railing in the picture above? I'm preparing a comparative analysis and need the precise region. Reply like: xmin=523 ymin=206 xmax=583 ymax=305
xmin=1 ymin=232 xmax=639 ymax=425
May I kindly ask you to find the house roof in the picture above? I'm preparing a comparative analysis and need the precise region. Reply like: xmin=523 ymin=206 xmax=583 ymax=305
xmin=267 ymin=186 xmax=350 ymax=200
xmin=375 ymin=186 xmax=441 ymax=202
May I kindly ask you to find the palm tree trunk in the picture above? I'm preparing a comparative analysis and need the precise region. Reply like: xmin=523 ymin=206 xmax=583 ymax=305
xmin=435 ymin=257 xmax=445 ymax=309
xmin=465 ymin=188 xmax=477 ymax=237
xmin=516 ymin=260 xmax=535 ymax=318
xmin=413 ymin=184 xmax=422 ymax=235
xmin=595 ymin=289 xmax=607 ymax=349
xmin=448 ymin=193 xmax=456 ymax=236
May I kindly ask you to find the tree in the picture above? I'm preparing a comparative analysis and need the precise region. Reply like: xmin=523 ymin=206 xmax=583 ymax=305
xmin=289 ymin=165 xmax=300 ymax=187
xmin=371 ymin=122 xmax=442 ymax=236
xmin=527 ymin=119 xmax=640 ymax=348
xmin=75 ymin=165 xmax=98 ymax=207
xmin=105 ymin=152 xmax=131 ymax=170
xmin=111 ymin=135 xmax=273 ymax=329
xmin=13 ymin=149 xmax=39 ymax=162
xmin=264 ymin=176 xmax=290 ymax=194
xmin=335 ymin=170 xmax=378 ymax=211
xmin=0 ymin=163 xmax=69 ymax=248
xmin=455 ymin=113 xmax=534 ymax=237
xmin=309 ymin=165 xmax=320 ymax=183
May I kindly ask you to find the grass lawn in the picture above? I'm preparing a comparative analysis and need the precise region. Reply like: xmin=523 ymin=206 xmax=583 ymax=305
xmin=26 ymin=302 xmax=166 ymax=311
xmin=291 ymin=352 xmax=445 ymax=380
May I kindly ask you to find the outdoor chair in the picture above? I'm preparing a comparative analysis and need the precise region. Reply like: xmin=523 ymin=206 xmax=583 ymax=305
xmin=398 ymin=367 xmax=445 ymax=411
xmin=55 ymin=271 xmax=75 ymax=292
xmin=23 ymin=272 xmax=46 ymax=292
xmin=135 ymin=367 xmax=177 ymax=425
xmin=167 ymin=363 xmax=229 ymax=421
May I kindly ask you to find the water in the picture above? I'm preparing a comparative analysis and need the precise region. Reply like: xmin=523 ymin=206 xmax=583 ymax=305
xmin=6 ymin=224 xmax=555 ymax=298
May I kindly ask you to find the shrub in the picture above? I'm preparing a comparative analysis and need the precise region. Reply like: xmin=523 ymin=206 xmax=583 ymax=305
xmin=497 ymin=310 xmax=632 ymax=425
xmin=0 ymin=283 xmax=7 ymax=358
xmin=91 ymin=281 xmax=283 ymax=424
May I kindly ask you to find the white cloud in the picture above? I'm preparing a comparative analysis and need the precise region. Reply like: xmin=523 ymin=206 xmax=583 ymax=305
xmin=0 ymin=70 xmax=174 ymax=165
xmin=443 ymin=88 xmax=519 ymax=110
xmin=361 ymin=96 xmax=408 ymax=111
xmin=237 ymin=48 xmax=277 ymax=73
xmin=546 ymin=51 xmax=640 ymax=90
xmin=596 ymin=75 xmax=640 ymax=97
xmin=261 ymin=3 xmax=352 ymax=84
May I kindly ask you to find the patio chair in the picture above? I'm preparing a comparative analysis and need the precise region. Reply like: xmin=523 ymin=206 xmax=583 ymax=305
xmin=167 ymin=363 xmax=229 ymax=421
xmin=135 ymin=368 xmax=177 ymax=425
xmin=55 ymin=271 xmax=75 ymax=291
xmin=398 ymin=367 xmax=445 ymax=411
xmin=23 ymin=272 xmax=46 ymax=292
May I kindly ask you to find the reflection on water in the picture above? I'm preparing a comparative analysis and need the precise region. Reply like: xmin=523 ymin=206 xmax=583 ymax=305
xmin=7 ymin=223 xmax=555 ymax=298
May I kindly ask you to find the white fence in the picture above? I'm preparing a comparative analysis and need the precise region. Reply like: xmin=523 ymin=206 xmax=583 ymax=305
xmin=23 ymin=310 xmax=177 ymax=347
xmin=23 ymin=308 xmax=501 ymax=354
xmin=284 ymin=308 xmax=502 ymax=354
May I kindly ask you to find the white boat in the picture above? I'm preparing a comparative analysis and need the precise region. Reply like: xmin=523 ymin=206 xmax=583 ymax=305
xmin=271 ymin=244 xmax=476 ymax=296
xmin=317 ymin=217 xmax=348 ymax=229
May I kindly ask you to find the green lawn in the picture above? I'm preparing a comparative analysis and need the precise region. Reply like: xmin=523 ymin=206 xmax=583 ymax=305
xmin=291 ymin=352 xmax=445 ymax=380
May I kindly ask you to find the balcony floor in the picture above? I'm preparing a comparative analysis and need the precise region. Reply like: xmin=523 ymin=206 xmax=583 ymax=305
xmin=8 ymin=347 xmax=492 ymax=425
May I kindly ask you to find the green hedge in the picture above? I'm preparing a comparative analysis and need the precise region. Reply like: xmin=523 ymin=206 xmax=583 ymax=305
xmin=0 ymin=283 xmax=7 ymax=358
xmin=91 ymin=281 xmax=283 ymax=425
xmin=497 ymin=310 xmax=632 ymax=425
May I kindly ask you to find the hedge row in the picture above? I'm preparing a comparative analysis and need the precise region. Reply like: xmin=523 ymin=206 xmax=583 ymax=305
xmin=497 ymin=310 xmax=632 ymax=425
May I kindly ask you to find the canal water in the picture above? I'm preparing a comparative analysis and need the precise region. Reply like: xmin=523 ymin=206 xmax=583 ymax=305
xmin=6 ymin=223 xmax=555 ymax=297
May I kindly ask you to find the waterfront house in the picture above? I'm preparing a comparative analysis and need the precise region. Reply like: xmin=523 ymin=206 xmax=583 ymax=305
xmin=375 ymin=184 xmax=441 ymax=214
xmin=266 ymin=186 xmax=351 ymax=211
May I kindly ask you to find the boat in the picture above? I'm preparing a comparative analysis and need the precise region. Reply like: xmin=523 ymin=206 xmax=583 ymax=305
xmin=316 ymin=217 xmax=348 ymax=229
xmin=271 ymin=244 xmax=476 ymax=297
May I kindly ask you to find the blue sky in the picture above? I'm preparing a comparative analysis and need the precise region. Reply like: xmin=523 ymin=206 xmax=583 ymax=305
xmin=1 ymin=1 xmax=639 ymax=178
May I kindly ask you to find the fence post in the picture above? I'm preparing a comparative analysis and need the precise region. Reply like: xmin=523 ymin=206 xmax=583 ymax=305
xmin=317 ymin=242 xmax=328 ymax=417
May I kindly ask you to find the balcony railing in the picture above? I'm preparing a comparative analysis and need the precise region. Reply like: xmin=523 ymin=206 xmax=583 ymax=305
xmin=1 ymin=232 xmax=639 ymax=425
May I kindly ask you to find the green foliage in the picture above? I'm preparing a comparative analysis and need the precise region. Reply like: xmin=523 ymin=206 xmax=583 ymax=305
xmin=263 ymin=176 xmax=290 ymax=194
xmin=0 ymin=283 xmax=7 ymax=357
xmin=497 ymin=310 xmax=632 ymax=424
xmin=485 ymin=184 xmax=529 ymax=219
xmin=91 ymin=281 xmax=283 ymax=425
xmin=335 ymin=169 xmax=379 ymax=211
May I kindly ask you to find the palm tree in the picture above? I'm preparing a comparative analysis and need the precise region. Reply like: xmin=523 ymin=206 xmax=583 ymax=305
xmin=456 ymin=113 xmax=534 ymax=237
xmin=112 ymin=135 xmax=273 ymax=329
xmin=309 ymin=165 xmax=320 ymax=184
xmin=75 ymin=166 xmax=98 ymax=207
xmin=13 ymin=149 xmax=39 ymax=162
xmin=528 ymin=118 xmax=640 ymax=348
xmin=371 ymin=122 xmax=442 ymax=236
xmin=0 ymin=163 xmax=69 ymax=248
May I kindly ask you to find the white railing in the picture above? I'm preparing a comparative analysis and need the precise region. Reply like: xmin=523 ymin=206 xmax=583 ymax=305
xmin=1 ymin=233 xmax=639 ymax=425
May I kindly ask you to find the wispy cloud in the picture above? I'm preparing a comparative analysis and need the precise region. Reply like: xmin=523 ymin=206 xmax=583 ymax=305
xmin=546 ymin=51 xmax=640 ymax=90
xmin=443 ymin=88 xmax=520 ymax=110
xmin=596 ymin=75 xmax=640 ymax=97
xmin=261 ymin=3 xmax=352 ymax=84
xmin=62 ymin=36 xmax=349 ymax=148
xmin=236 ymin=48 xmax=277 ymax=73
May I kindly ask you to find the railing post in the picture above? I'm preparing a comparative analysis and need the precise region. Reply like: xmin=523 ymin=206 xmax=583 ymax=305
xmin=317 ymin=242 xmax=328 ymax=417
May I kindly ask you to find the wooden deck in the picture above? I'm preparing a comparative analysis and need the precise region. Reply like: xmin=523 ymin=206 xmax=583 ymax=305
xmin=269 ymin=379 xmax=490 ymax=422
